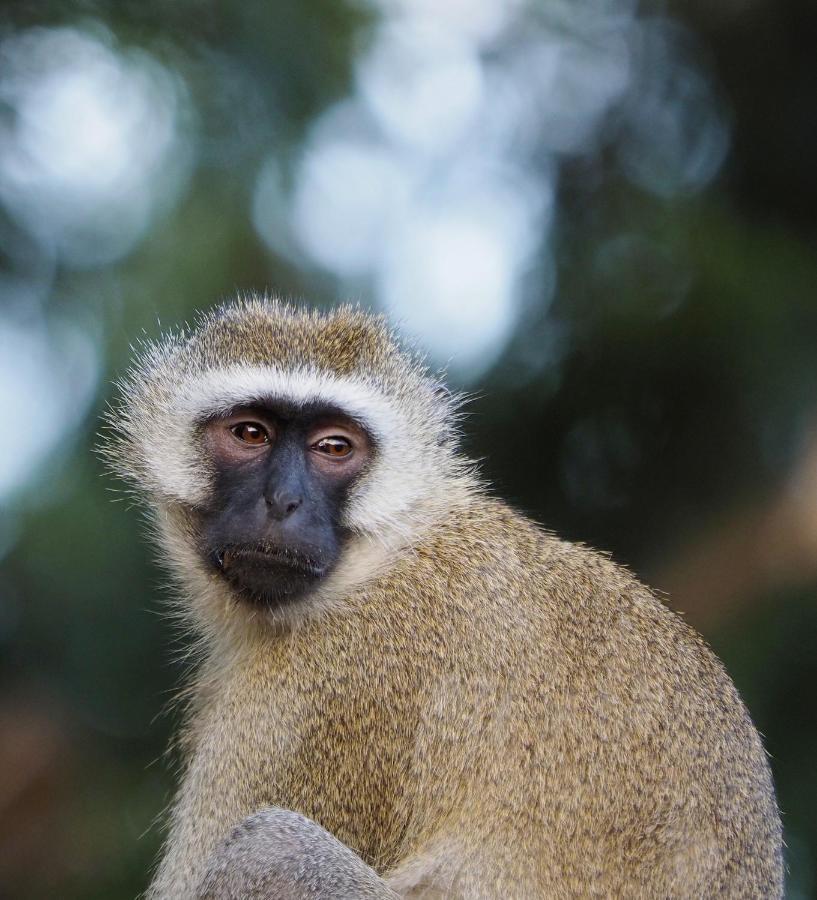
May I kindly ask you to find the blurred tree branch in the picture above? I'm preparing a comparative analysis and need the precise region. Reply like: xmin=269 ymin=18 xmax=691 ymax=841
xmin=655 ymin=418 xmax=817 ymax=628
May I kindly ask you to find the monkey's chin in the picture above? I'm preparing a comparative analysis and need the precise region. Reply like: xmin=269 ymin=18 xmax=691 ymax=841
xmin=229 ymin=575 xmax=318 ymax=609
xmin=210 ymin=547 xmax=328 ymax=609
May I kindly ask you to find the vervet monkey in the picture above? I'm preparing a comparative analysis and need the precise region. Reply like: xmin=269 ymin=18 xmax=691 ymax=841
xmin=105 ymin=298 xmax=783 ymax=898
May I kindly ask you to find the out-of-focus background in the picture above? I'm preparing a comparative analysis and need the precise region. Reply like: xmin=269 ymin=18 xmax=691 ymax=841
xmin=0 ymin=0 xmax=815 ymax=896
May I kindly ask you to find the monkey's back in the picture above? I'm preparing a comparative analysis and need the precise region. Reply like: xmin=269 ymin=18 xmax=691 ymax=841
xmin=171 ymin=494 xmax=783 ymax=899
xmin=372 ymin=496 xmax=784 ymax=897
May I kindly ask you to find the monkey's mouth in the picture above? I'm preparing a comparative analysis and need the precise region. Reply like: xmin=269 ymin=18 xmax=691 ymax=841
xmin=209 ymin=544 xmax=329 ymax=606
xmin=211 ymin=544 xmax=325 ymax=575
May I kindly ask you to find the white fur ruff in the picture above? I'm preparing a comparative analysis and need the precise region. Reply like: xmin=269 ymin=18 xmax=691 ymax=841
xmin=142 ymin=364 xmax=457 ymax=545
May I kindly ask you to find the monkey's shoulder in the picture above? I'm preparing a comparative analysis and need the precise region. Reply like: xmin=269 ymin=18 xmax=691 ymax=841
xmin=399 ymin=496 xmax=773 ymax=784
xmin=409 ymin=494 xmax=658 ymax=609
xmin=401 ymin=495 xmax=743 ymax=703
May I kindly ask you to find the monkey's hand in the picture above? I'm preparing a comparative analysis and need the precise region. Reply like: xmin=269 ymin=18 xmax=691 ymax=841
xmin=196 ymin=807 xmax=401 ymax=900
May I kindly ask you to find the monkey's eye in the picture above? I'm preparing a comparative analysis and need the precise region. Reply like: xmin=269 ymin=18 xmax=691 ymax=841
xmin=312 ymin=436 xmax=352 ymax=458
xmin=230 ymin=422 xmax=270 ymax=446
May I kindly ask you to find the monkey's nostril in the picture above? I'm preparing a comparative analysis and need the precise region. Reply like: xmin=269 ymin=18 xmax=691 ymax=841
xmin=266 ymin=491 xmax=303 ymax=519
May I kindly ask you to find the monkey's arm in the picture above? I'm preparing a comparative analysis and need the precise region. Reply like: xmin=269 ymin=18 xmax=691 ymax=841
xmin=196 ymin=808 xmax=400 ymax=900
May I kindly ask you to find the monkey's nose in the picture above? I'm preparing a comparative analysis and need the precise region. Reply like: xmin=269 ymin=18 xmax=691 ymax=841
xmin=265 ymin=490 xmax=303 ymax=520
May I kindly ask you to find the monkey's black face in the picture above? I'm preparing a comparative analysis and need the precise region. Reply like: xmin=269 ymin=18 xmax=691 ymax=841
xmin=198 ymin=402 xmax=372 ymax=608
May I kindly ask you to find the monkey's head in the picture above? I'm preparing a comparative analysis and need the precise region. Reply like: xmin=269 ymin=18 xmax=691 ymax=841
xmin=103 ymin=297 xmax=472 ymax=633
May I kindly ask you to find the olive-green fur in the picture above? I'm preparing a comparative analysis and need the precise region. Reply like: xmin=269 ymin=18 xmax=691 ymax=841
xmin=111 ymin=299 xmax=783 ymax=898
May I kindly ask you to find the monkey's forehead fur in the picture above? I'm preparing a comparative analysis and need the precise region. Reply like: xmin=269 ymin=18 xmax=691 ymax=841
xmin=106 ymin=297 xmax=473 ymax=535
